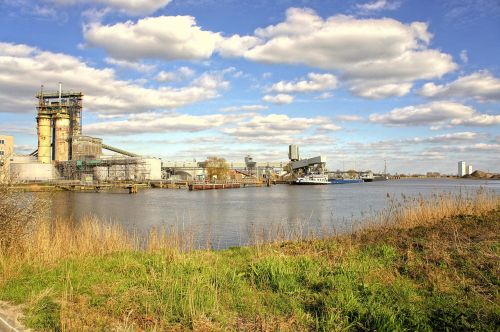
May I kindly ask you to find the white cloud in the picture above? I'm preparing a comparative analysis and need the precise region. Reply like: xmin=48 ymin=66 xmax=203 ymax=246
xmin=262 ymin=94 xmax=294 ymax=105
xmin=419 ymin=71 xmax=500 ymax=102
xmin=246 ymin=9 xmax=437 ymax=68
xmin=262 ymin=72 xmax=272 ymax=79
xmin=356 ymin=0 xmax=401 ymax=12
xmin=349 ymin=82 xmax=412 ymax=99
xmin=408 ymin=131 xmax=479 ymax=143
xmin=270 ymin=73 xmax=337 ymax=94
xmin=471 ymin=143 xmax=500 ymax=151
xmin=3 ymin=0 xmax=60 ymax=19
xmin=220 ymin=105 xmax=268 ymax=112
xmin=0 ymin=42 xmax=229 ymax=115
xmin=336 ymin=115 xmax=364 ymax=121
xmin=221 ymin=114 xmax=335 ymax=142
xmin=84 ymin=15 xmax=222 ymax=61
xmin=50 ymin=0 xmax=171 ymax=15
xmin=316 ymin=123 xmax=342 ymax=133
xmin=216 ymin=35 xmax=261 ymax=57
xmin=156 ymin=67 xmax=196 ymax=82
xmin=0 ymin=42 xmax=34 ymax=57
xmin=104 ymin=57 xmax=155 ymax=72
xmin=85 ymin=112 xmax=232 ymax=135
xmin=243 ymin=8 xmax=455 ymax=98
xmin=450 ymin=114 xmax=500 ymax=126
xmin=316 ymin=92 xmax=333 ymax=99
xmin=369 ymin=101 xmax=500 ymax=127
xmin=460 ymin=49 xmax=468 ymax=63
xmin=81 ymin=8 xmax=456 ymax=99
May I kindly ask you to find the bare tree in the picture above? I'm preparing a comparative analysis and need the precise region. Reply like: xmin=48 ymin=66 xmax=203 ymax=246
xmin=0 ymin=187 xmax=45 ymax=252
xmin=204 ymin=156 xmax=229 ymax=181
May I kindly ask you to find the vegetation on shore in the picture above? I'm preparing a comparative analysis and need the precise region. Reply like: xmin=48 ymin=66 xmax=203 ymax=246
xmin=0 ymin=188 xmax=499 ymax=331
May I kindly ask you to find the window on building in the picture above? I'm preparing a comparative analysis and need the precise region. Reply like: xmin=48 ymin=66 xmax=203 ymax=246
xmin=0 ymin=139 xmax=4 ymax=145
xmin=0 ymin=151 xmax=4 ymax=156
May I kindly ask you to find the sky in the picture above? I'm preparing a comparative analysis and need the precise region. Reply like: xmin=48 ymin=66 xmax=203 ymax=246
xmin=0 ymin=0 xmax=499 ymax=174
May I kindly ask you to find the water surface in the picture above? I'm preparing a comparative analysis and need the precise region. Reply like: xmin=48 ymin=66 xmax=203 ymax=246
xmin=41 ymin=179 xmax=499 ymax=248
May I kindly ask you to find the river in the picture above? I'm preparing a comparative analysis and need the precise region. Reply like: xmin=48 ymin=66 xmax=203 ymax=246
xmin=39 ymin=178 xmax=499 ymax=249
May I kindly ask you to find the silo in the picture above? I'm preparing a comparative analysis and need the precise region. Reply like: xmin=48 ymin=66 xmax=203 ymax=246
xmin=93 ymin=166 xmax=108 ymax=182
xmin=37 ymin=114 xmax=52 ymax=164
xmin=54 ymin=113 xmax=71 ymax=162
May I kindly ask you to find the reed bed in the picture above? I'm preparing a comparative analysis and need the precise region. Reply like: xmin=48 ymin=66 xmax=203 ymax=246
xmin=372 ymin=187 xmax=499 ymax=229
xmin=1 ymin=188 xmax=498 ymax=268
xmin=247 ymin=187 xmax=499 ymax=248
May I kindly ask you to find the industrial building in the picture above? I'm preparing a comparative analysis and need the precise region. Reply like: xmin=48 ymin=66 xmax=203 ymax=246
xmin=286 ymin=144 xmax=326 ymax=178
xmin=162 ymin=159 xmax=285 ymax=181
xmin=0 ymin=135 xmax=14 ymax=183
xmin=6 ymin=84 xmax=161 ymax=183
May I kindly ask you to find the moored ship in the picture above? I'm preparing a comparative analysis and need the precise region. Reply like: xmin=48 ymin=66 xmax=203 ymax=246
xmin=330 ymin=178 xmax=363 ymax=184
xmin=294 ymin=173 xmax=330 ymax=185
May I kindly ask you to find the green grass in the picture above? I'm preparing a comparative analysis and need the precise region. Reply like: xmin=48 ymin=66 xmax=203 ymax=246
xmin=1 ymin=210 xmax=499 ymax=331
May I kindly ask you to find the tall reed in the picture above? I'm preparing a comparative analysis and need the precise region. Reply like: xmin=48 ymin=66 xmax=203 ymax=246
xmin=372 ymin=187 xmax=499 ymax=229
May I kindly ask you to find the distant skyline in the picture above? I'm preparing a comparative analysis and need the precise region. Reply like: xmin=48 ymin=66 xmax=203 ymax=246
xmin=0 ymin=0 xmax=499 ymax=174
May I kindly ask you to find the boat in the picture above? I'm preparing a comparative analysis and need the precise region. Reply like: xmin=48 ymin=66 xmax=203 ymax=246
xmin=294 ymin=173 xmax=330 ymax=185
xmin=372 ymin=175 xmax=389 ymax=181
xmin=360 ymin=171 xmax=374 ymax=182
xmin=329 ymin=178 xmax=363 ymax=184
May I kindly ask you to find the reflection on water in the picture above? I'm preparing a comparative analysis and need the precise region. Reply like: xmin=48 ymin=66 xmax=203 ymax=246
xmin=38 ymin=179 xmax=499 ymax=249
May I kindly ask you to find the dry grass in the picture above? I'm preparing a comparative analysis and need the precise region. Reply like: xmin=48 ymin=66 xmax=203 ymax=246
xmin=247 ymin=188 xmax=499 ymax=251
xmin=0 ymin=188 xmax=45 ymax=252
xmin=1 ymin=188 xmax=498 ymax=269
xmin=371 ymin=187 xmax=499 ymax=229
xmin=0 ymin=217 xmax=136 ymax=280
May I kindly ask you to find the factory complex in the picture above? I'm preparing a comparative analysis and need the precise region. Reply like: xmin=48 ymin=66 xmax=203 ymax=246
xmin=1 ymin=85 xmax=300 ymax=187
xmin=1 ymin=86 xmax=481 ymax=188
xmin=1 ymin=85 xmax=163 ymax=184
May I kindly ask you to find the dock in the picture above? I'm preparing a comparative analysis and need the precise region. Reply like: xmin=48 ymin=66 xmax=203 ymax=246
xmin=188 ymin=179 xmax=266 ymax=191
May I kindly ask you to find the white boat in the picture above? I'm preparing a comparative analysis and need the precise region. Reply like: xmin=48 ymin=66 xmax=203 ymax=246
xmin=294 ymin=174 xmax=330 ymax=185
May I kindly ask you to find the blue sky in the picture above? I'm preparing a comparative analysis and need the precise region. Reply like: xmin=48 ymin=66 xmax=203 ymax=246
xmin=0 ymin=0 xmax=499 ymax=174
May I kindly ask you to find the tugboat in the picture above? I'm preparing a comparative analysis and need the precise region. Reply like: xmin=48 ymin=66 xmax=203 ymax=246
xmin=294 ymin=173 xmax=330 ymax=185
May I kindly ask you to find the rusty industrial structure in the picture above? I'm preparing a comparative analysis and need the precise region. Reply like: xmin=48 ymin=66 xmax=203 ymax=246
xmin=7 ymin=83 xmax=163 ymax=183
xmin=36 ymin=83 xmax=83 ymax=163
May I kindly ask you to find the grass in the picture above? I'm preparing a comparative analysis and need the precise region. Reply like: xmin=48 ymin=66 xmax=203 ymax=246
xmin=0 ymin=188 xmax=499 ymax=331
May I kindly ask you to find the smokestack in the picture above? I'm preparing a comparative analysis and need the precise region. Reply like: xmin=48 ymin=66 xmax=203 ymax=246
xmin=58 ymin=82 xmax=62 ymax=104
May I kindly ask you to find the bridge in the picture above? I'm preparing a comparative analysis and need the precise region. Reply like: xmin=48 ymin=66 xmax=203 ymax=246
xmin=162 ymin=160 xmax=286 ymax=180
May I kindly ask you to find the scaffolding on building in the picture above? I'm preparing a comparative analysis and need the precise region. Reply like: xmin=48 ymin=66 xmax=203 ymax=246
xmin=36 ymin=87 xmax=83 ymax=137
xmin=36 ymin=84 xmax=84 ymax=163
xmin=57 ymin=157 xmax=150 ymax=183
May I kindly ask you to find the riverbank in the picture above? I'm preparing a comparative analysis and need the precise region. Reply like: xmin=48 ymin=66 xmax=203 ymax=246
xmin=0 ymin=190 xmax=498 ymax=331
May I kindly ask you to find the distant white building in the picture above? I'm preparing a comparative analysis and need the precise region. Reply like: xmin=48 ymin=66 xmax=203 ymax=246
xmin=467 ymin=165 xmax=473 ymax=175
xmin=458 ymin=161 xmax=467 ymax=177
xmin=0 ymin=135 xmax=14 ymax=183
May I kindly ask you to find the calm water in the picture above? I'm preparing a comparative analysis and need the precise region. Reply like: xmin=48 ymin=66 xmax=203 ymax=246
xmin=41 ymin=179 xmax=499 ymax=249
